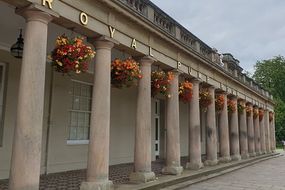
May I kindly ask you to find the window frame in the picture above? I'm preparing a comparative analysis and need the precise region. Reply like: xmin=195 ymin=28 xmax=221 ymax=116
xmin=67 ymin=79 xmax=93 ymax=145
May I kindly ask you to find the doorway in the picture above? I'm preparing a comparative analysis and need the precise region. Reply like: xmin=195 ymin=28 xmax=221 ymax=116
xmin=154 ymin=99 xmax=160 ymax=160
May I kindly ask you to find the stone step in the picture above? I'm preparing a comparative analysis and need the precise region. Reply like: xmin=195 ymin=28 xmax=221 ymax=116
xmin=115 ymin=153 xmax=281 ymax=190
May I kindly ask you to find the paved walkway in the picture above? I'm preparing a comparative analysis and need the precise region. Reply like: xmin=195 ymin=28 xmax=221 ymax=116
xmin=0 ymin=157 xmax=190 ymax=190
xmin=183 ymin=154 xmax=285 ymax=190
xmin=1 ymin=154 xmax=283 ymax=190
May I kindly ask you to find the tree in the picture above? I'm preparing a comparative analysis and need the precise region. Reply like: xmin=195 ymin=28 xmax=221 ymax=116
xmin=253 ymin=56 xmax=285 ymax=144
xmin=253 ymin=56 xmax=285 ymax=100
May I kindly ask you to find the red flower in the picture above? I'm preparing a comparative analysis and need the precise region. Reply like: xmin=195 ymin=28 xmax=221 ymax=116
xmin=50 ymin=35 xmax=95 ymax=74
xmin=111 ymin=58 xmax=142 ymax=88
xmin=151 ymin=71 xmax=173 ymax=98
xmin=179 ymin=81 xmax=193 ymax=103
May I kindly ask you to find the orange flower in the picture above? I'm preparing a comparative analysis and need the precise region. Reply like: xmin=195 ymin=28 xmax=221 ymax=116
xmin=246 ymin=105 xmax=253 ymax=116
xmin=253 ymin=108 xmax=259 ymax=119
xmin=179 ymin=80 xmax=193 ymax=103
xmin=151 ymin=70 xmax=173 ymax=98
xmin=200 ymin=88 xmax=212 ymax=112
xmin=51 ymin=35 xmax=95 ymax=74
xmin=111 ymin=57 xmax=142 ymax=88
xmin=227 ymin=99 xmax=237 ymax=114
xmin=238 ymin=101 xmax=246 ymax=113
xmin=269 ymin=112 xmax=274 ymax=122
xmin=259 ymin=109 xmax=264 ymax=121
xmin=215 ymin=94 xmax=225 ymax=113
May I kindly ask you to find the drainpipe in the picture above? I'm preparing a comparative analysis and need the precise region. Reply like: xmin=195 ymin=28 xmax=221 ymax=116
xmin=44 ymin=65 xmax=54 ymax=175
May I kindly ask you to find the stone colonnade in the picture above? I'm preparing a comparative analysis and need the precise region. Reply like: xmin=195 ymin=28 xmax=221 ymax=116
xmin=8 ymin=5 xmax=276 ymax=190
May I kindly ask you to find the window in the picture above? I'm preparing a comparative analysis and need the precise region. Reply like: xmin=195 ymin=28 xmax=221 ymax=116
xmin=68 ymin=80 xmax=92 ymax=143
xmin=0 ymin=63 xmax=6 ymax=147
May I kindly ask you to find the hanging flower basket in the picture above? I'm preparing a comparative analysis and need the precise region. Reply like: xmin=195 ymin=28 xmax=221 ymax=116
xmin=269 ymin=112 xmax=274 ymax=122
xmin=238 ymin=101 xmax=246 ymax=114
xmin=111 ymin=57 xmax=142 ymax=88
xmin=50 ymin=35 xmax=95 ymax=74
xmin=199 ymin=88 xmax=212 ymax=112
xmin=179 ymin=80 xmax=193 ymax=103
xmin=215 ymin=94 xmax=225 ymax=113
xmin=246 ymin=105 xmax=252 ymax=117
xmin=253 ymin=108 xmax=259 ymax=119
xmin=259 ymin=109 xmax=264 ymax=121
xmin=227 ymin=99 xmax=237 ymax=114
xmin=151 ymin=70 xmax=174 ymax=98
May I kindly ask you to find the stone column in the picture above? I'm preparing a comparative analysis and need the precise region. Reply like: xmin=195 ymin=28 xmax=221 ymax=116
xmin=8 ymin=7 xmax=53 ymax=190
xmin=129 ymin=56 xmax=156 ymax=183
xmin=204 ymin=86 xmax=218 ymax=166
xmin=259 ymin=109 xmax=266 ymax=154
xmin=239 ymin=100 xmax=249 ymax=159
xmin=162 ymin=71 xmax=183 ymax=175
xmin=247 ymin=104 xmax=256 ymax=157
xmin=264 ymin=110 xmax=271 ymax=153
xmin=272 ymin=114 xmax=276 ymax=152
xmin=273 ymin=114 xmax=276 ymax=152
xmin=229 ymin=97 xmax=241 ymax=161
xmin=253 ymin=107 xmax=261 ymax=155
xmin=81 ymin=37 xmax=117 ymax=190
xmin=270 ymin=113 xmax=276 ymax=152
xmin=218 ymin=92 xmax=231 ymax=163
xmin=186 ymin=79 xmax=203 ymax=170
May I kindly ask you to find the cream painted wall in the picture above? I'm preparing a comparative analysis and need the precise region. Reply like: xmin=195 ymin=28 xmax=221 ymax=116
xmin=179 ymin=102 xmax=189 ymax=157
xmin=46 ymin=71 xmax=139 ymax=173
xmin=201 ymin=111 xmax=206 ymax=155
xmin=0 ymin=50 xmax=21 ymax=179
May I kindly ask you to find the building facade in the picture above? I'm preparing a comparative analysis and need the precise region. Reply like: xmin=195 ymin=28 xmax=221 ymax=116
xmin=0 ymin=0 xmax=276 ymax=190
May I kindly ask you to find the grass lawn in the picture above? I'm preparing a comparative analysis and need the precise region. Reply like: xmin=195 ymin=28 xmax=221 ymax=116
xmin=276 ymin=148 xmax=284 ymax=153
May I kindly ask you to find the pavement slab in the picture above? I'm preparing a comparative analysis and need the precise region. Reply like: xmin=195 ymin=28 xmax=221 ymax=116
xmin=182 ymin=153 xmax=285 ymax=190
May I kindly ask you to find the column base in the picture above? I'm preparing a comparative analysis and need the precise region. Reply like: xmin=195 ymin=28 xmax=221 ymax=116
xmin=241 ymin=153 xmax=250 ymax=159
xmin=255 ymin=151 xmax=261 ymax=156
xmin=218 ymin=156 xmax=231 ymax=163
xmin=249 ymin=152 xmax=256 ymax=157
xmin=204 ymin=159 xmax=218 ymax=166
xmin=80 ymin=180 xmax=113 ymax=190
xmin=186 ymin=162 xmax=204 ymax=170
xmin=129 ymin=171 xmax=156 ymax=183
xmin=162 ymin=166 xmax=183 ymax=175
xmin=231 ymin=154 xmax=241 ymax=161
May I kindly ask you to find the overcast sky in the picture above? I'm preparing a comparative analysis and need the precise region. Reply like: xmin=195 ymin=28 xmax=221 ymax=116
xmin=151 ymin=0 xmax=285 ymax=74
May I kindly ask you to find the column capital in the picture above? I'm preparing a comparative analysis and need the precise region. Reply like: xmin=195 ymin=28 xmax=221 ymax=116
xmin=201 ymin=84 xmax=216 ymax=91
xmin=228 ymin=94 xmax=237 ymax=100
xmin=215 ymin=89 xmax=227 ymax=96
xmin=169 ymin=69 xmax=182 ymax=76
xmin=16 ymin=4 xmax=59 ymax=24
xmin=208 ymin=85 xmax=216 ymax=91
xmin=190 ymin=77 xmax=202 ymax=84
xmin=246 ymin=102 xmax=253 ymax=107
xmin=88 ymin=36 xmax=119 ymax=49
xmin=137 ymin=56 xmax=157 ymax=65
xmin=237 ymin=98 xmax=246 ymax=103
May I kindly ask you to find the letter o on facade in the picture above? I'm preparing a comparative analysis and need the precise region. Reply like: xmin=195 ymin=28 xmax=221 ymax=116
xmin=80 ymin=12 xmax=88 ymax=25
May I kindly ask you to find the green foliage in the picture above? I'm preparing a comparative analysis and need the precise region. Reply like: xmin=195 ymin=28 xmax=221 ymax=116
xmin=274 ymin=97 xmax=285 ymax=141
xmin=253 ymin=56 xmax=285 ymax=142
